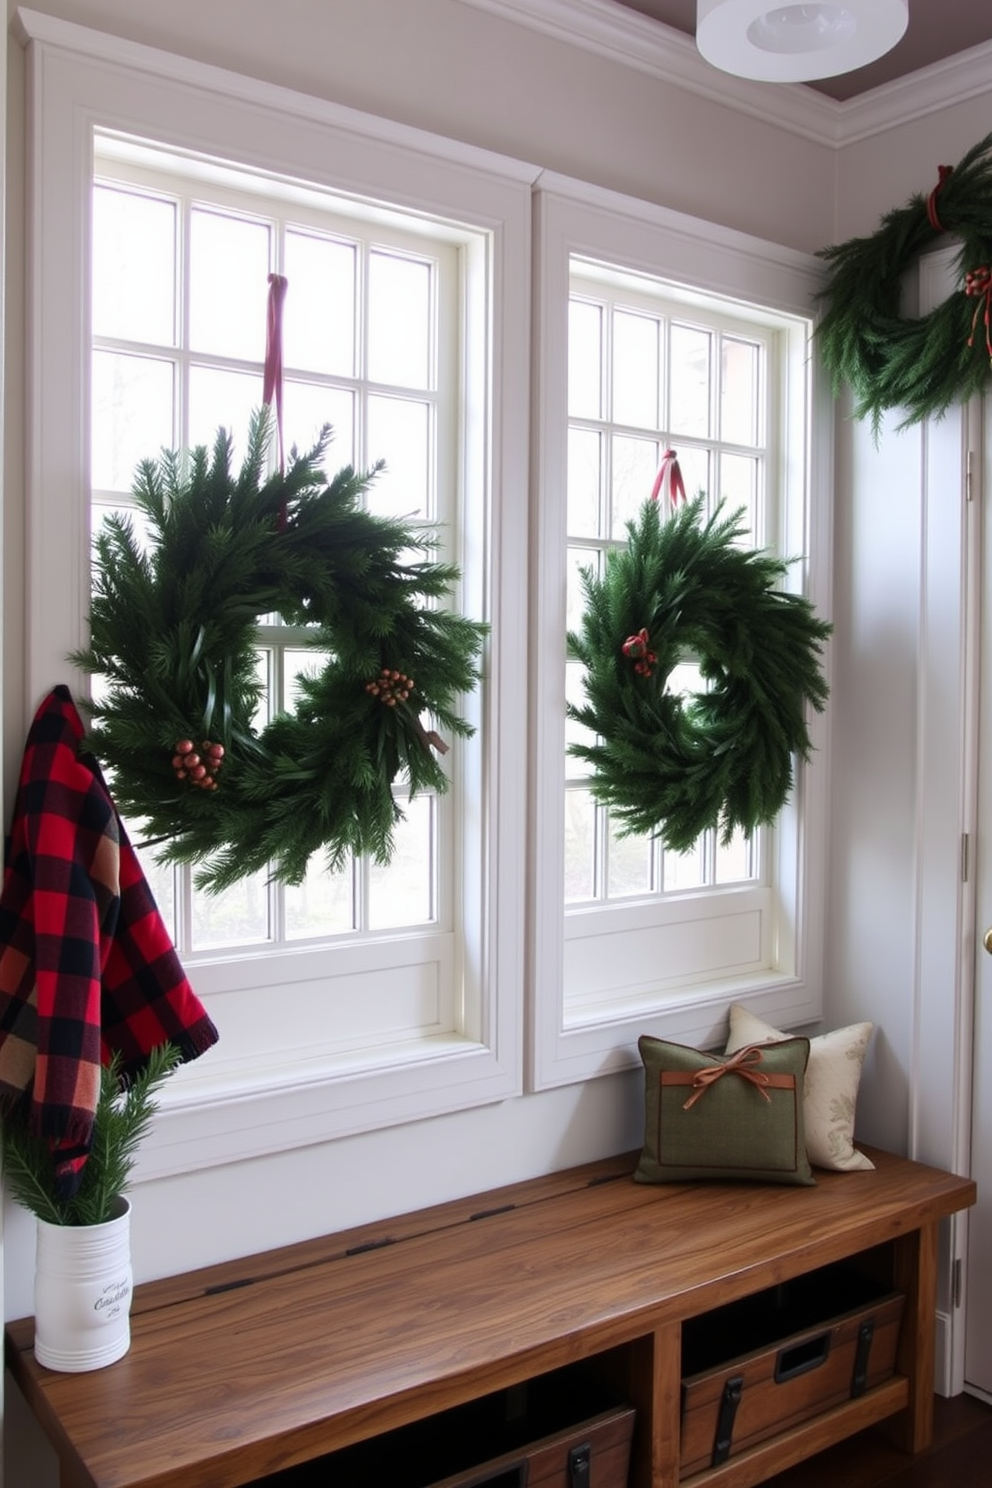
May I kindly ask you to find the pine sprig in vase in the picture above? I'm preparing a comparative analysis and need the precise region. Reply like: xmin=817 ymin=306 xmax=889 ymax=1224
xmin=1 ymin=1043 xmax=181 ymax=1227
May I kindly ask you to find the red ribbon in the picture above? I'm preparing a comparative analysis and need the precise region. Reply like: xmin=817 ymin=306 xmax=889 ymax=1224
xmin=926 ymin=164 xmax=952 ymax=232
xmin=263 ymin=273 xmax=289 ymax=474
xmin=681 ymin=1044 xmax=771 ymax=1111
xmin=966 ymin=266 xmax=992 ymax=366
xmin=649 ymin=449 xmax=686 ymax=511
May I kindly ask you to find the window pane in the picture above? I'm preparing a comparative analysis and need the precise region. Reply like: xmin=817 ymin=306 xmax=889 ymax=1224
xmin=670 ymin=323 xmax=711 ymax=437
xmin=189 ymin=208 xmax=271 ymax=361
xmin=283 ymin=648 xmax=329 ymax=710
xmin=611 ymin=434 xmax=658 ymax=536
xmin=283 ymin=382 xmax=356 ymax=466
xmin=721 ymin=338 xmax=760 ymax=447
xmin=188 ymin=365 xmax=262 ymax=456
xmin=715 ymin=828 xmax=755 ymax=885
xmin=673 ymin=445 xmax=710 ymax=508
xmin=368 ymin=251 xmax=432 ymax=389
xmin=283 ymin=230 xmax=356 ymax=376
xmin=565 ymin=660 xmax=593 ymax=776
xmin=568 ymin=300 xmax=602 ymax=420
xmin=566 ymin=546 xmax=599 ymax=636
xmin=92 ymin=185 xmax=176 ymax=345
xmin=607 ymin=817 xmax=652 ymax=898
xmin=663 ymin=842 xmax=706 ymax=892
xmin=191 ymin=870 xmax=271 ymax=950
xmin=613 ymin=309 xmax=660 ymax=428
xmin=92 ymin=497 xmax=155 ymax=558
xmin=667 ymin=660 xmax=703 ymax=696
xmin=92 ymin=350 xmax=174 ymax=493
xmin=368 ymin=794 xmax=434 ymax=929
xmin=564 ymin=789 xmax=596 ymax=903
xmin=131 ymin=831 xmax=177 ymax=940
xmin=366 ymin=395 xmax=431 ymax=519
xmin=720 ymin=453 xmax=759 ymax=538
xmin=286 ymin=858 xmax=355 ymax=938
xmin=661 ymin=661 xmax=709 ymax=891
xmin=567 ymin=427 xmax=602 ymax=539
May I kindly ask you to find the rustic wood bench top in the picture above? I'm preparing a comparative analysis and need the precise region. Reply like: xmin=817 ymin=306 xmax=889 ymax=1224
xmin=4 ymin=1147 xmax=976 ymax=1488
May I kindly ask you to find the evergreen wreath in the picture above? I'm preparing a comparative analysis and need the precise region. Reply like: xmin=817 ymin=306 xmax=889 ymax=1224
xmin=566 ymin=496 xmax=831 ymax=852
xmin=817 ymin=131 xmax=992 ymax=435
xmin=73 ymin=413 xmax=487 ymax=893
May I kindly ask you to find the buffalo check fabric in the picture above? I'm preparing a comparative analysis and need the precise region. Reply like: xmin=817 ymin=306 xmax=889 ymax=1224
xmin=0 ymin=686 xmax=218 ymax=1194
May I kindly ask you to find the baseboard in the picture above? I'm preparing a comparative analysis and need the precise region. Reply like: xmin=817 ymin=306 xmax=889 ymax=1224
xmin=935 ymin=1309 xmax=952 ymax=1397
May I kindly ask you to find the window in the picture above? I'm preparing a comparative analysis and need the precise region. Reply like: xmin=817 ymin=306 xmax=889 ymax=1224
xmin=564 ymin=271 xmax=771 ymax=915
xmin=529 ymin=183 xmax=832 ymax=1089
xmin=91 ymin=145 xmax=455 ymax=960
xmin=22 ymin=17 xmax=531 ymax=1175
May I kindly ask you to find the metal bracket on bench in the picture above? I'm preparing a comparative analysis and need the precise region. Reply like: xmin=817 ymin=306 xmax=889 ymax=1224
xmin=851 ymin=1317 xmax=875 ymax=1398
xmin=568 ymin=1441 xmax=591 ymax=1487
xmin=712 ymin=1375 xmax=744 ymax=1466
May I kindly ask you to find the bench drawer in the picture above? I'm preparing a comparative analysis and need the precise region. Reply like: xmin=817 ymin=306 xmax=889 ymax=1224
xmin=680 ymin=1264 xmax=904 ymax=1476
xmin=257 ymin=1369 xmax=634 ymax=1488
xmin=428 ymin=1405 xmax=635 ymax=1488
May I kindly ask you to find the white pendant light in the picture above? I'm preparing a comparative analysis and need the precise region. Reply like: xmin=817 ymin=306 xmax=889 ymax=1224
xmin=696 ymin=0 xmax=908 ymax=82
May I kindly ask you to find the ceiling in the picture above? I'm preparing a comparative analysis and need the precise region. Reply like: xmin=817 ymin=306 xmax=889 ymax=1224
xmin=607 ymin=1 xmax=992 ymax=100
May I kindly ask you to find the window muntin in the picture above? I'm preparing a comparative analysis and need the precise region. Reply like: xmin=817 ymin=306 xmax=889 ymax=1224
xmin=90 ymin=140 xmax=462 ymax=1032
xmin=564 ymin=272 xmax=772 ymax=915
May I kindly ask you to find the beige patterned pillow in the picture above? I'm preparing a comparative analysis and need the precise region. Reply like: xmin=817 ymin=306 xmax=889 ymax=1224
xmin=725 ymin=1003 xmax=874 ymax=1172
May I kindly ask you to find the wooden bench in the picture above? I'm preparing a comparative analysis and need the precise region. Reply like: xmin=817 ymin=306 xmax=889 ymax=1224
xmin=4 ymin=1146 xmax=975 ymax=1488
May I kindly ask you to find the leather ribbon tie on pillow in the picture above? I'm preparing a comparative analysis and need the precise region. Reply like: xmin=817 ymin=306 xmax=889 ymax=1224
xmin=682 ymin=1044 xmax=771 ymax=1111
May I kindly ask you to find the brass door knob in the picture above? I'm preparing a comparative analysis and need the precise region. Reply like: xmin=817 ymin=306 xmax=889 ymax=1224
xmin=984 ymin=927 xmax=992 ymax=956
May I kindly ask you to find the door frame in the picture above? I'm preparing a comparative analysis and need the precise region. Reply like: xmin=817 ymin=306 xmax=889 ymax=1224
xmin=902 ymin=248 xmax=979 ymax=1396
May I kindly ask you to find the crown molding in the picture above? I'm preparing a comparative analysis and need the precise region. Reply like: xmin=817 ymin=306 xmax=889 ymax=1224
xmin=455 ymin=0 xmax=992 ymax=148
xmin=829 ymin=38 xmax=992 ymax=145
xmin=456 ymin=0 xmax=840 ymax=144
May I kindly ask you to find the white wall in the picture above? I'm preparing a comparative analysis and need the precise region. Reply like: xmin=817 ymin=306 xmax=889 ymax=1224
xmin=824 ymin=402 xmax=924 ymax=1151
xmin=4 ymin=0 xmax=992 ymax=1481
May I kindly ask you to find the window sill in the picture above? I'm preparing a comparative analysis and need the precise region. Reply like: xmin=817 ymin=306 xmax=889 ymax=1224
xmin=137 ymin=1032 xmax=519 ymax=1183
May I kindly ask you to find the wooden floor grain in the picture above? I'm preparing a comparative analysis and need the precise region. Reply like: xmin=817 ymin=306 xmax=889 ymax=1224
xmin=759 ymin=1392 xmax=992 ymax=1487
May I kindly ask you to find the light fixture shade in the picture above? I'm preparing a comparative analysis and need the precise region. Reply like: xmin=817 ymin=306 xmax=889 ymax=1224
xmin=696 ymin=0 xmax=908 ymax=82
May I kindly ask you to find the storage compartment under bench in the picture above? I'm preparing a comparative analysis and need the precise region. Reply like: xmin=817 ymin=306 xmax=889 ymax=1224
xmin=256 ymin=1362 xmax=635 ymax=1488
xmin=680 ymin=1260 xmax=905 ymax=1477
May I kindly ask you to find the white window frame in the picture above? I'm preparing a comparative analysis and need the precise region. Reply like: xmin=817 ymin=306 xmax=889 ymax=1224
xmin=17 ymin=9 xmax=534 ymax=1178
xmin=528 ymin=177 xmax=834 ymax=1090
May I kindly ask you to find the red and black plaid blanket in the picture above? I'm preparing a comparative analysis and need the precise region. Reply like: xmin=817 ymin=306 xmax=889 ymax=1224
xmin=0 ymin=686 xmax=218 ymax=1194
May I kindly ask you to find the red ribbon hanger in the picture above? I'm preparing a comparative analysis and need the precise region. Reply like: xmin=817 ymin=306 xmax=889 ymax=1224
xmin=263 ymin=272 xmax=289 ymax=473
xmin=649 ymin=448 xmax=687 ymax=513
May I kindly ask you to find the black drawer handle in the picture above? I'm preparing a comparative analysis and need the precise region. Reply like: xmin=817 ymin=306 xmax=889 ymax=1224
xmin=775 ymin=1330 xmax=831 ymax=1383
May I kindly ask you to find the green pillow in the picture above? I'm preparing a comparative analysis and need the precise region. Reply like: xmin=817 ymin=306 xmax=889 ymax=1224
xmin=635 ymin=1035 xmax=815 ymax=1186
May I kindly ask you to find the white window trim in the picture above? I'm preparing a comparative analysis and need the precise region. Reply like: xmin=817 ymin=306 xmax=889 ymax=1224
xmin=528 ymin=174 xmax=834 ymax=1090
xmin=16 ymin=8 xmax=535 ymax=1180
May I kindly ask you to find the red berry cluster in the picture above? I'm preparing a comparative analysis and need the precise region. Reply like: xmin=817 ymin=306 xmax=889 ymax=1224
xmin=172 ymin=738 xmax=226 ymax=790
xmin=621 ymin=627 xmax=657 ymax=678
xmin=365 ymin=669 xmax=415 ymax=707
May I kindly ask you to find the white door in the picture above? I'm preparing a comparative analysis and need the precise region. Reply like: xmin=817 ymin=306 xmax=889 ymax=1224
xmin=968 ymin=392 xmax=992 ymax=1403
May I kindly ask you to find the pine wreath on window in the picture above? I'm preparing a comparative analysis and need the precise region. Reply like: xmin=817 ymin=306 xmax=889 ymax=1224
xmin=567 ymin=491 xmax=831 ymax=851
xmin=74 ymin=414 xmax=487 ymax=892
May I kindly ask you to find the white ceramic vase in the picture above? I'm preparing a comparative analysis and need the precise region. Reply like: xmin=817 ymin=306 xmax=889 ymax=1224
xmin=34 ymin=1196 xmax=133 ymax=1372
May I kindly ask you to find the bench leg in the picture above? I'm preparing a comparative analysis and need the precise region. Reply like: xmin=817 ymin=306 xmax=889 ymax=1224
xmin=884 ymin=1220 xmax=938 ymax=1454
xmin=625 ymin=1326 xmax=682 ymax=1488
